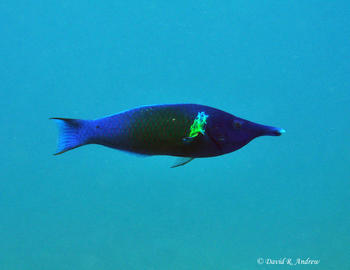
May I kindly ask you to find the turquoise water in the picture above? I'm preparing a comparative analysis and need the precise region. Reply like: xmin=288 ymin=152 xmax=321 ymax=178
xmin=1 ymin=1 xmax=349 ymax=269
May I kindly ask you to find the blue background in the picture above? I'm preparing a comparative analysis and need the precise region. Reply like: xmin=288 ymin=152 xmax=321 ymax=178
xmin=1 ymin=1 xmax=349 ymax=269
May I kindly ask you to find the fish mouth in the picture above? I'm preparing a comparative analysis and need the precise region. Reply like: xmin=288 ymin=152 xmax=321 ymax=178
xmin=256 ymin=124 xmax=286 ymax=137
xmin=265 ymin=127 xmax=286 ymax=136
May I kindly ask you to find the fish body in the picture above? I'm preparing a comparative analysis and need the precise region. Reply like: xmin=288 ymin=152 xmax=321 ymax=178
xmin=52 ymin=104 xmax=285 ymax=166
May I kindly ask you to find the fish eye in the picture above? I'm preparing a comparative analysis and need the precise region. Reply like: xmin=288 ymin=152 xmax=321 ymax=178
xmin=233 ymin=120 xmax=243 ymax=129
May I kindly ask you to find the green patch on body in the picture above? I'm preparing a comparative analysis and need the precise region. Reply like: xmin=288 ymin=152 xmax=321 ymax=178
xmin=188 ymin=112 xmax=209 ymax=138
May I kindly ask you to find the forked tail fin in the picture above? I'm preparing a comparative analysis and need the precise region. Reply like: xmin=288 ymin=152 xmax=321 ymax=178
xmin=50 ymin=118 xmax=89 ymax=155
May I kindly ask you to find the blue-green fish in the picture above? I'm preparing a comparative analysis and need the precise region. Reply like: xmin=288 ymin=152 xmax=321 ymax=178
xmin=52 ymin=104 xmax=285 ymax=167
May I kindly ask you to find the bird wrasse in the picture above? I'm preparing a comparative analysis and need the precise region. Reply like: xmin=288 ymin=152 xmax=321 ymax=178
xmin=51 ymin=104 xmax=285 ymax=167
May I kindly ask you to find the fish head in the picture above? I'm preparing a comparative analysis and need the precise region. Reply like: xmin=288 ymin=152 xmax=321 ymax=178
xmin=222 ymin=115 xmax=285 ymax=152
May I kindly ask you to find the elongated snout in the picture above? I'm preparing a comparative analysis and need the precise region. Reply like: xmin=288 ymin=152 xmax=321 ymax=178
xmin=262 ymin=125 xmax=286 ymax=136
xmin=252 ymin=122 xmax=286 ymax=137
xmin=270 ymin=127 xmax=286 ymax=136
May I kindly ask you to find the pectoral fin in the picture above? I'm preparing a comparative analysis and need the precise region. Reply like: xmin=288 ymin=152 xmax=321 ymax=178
xmin=171 ymin=157 xmax=195 ymax=168
xmin=182 ymin=137 xmax=195 ymax=143
xmin=182 ymin=132 xmax=204 ymax=144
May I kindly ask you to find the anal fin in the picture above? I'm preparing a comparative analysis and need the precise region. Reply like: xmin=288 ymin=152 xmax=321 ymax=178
xmin=171 ymin=157 xmax=195 ymax=168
